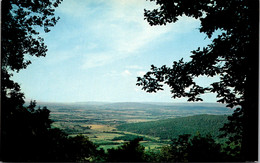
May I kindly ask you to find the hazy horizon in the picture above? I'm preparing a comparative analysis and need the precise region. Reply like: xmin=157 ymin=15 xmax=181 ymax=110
xmin=25 ymin=100 xmax=227 ymax=107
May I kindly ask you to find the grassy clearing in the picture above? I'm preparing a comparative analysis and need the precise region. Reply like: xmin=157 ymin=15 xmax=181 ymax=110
xmin=98 ymin=144 xmax=122 ymax=152
xmin=124 ymin=119 xmax=155 ymax=123
xmin=141 ymin=142 xmax=166 ymax=150
xmin=90 ymin=133 xmax=123 ymax=140
xmin=87 ymin=124 xmax=115 ymax=131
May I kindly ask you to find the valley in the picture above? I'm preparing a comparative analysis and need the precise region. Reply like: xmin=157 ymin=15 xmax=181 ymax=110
xmin=36 ymin=102 xmax=233 ymax=151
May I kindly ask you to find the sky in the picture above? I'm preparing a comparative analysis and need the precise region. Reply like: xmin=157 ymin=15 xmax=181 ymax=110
xmin=13 ymin=0 xmax=220 ymax=103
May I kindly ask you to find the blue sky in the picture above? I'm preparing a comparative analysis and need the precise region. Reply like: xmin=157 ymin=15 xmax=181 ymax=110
xmin=13 ymin=0 xmax=220 ymax=103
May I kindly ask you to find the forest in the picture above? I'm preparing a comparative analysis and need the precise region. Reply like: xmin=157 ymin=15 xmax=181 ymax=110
xmin=116 ymin=114 xmax=228 ymax=140
xmin=1 ymin=0 xmax=258 ymax=162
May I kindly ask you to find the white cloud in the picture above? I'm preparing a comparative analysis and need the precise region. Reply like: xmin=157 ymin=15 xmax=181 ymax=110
xmin=103 ymin=70 xmax=119 ymax=77
xmin=79 ymin=2 xmax=173 ymax=69
xmin=121 ymin=70 xmax=132 ymax=76
xmin=56 ymin=0 xmax=200 ymax=69
xmin=103 ymin=69 xmax=133 ymax=78
xmin=81 ymin=52 xmax=119 ymax=69
xmin=137 ymin=71 xmax=146 ymax=76
xmin=126 ymin=65 xmax=143 ymax=70
xmin=56 ymin=0 xmax=105 ymax=18
xmin=83 ymin=43 xmax=98 ymax=51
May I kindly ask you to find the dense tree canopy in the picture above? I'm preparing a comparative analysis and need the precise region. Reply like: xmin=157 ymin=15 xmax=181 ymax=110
xmin=117 ymin=114 xmax=228 ymax=140
xmin=106 ymin=138 xmax=146 ymax=162
xmin=137 ymin=0 xmax=258 ymax=161
xmin=2 ymin=0 xmax=62 ymax=72
xmin=159 ymin=134 xmax=225 ymax=162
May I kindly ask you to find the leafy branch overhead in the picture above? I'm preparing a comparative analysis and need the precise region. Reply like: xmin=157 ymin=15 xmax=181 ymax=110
xmin=137 ymin=0 xmax=255 ymax=108
xmin=2 ymin=0 xmax=62 ymax=72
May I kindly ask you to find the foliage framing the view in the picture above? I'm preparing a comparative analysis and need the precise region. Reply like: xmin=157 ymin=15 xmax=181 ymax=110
xmin=137 ymin=0 xmax=256 ymax=108
xmin=2 ymin=0 xmax=62 ymax=72
xmin=1 ymin=0 xmax=98 ymax=161
xmin=137 ymin=0 xmax=258 ymax=161
xmin=2 ymin=0 xmax=63 ymax=116
xmin=1 ymin=0 xmax=258 ymax=162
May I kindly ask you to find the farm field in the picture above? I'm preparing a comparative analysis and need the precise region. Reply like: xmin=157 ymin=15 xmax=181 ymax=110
xmin=36 ymin=102 xmax=233 ymax=151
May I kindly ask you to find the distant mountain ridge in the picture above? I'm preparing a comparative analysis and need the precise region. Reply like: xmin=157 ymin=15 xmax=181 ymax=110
xmin=26 ymin=101 xmax=233 ymax=115
xmin=26 ymin=101 xmax=226 ymax=107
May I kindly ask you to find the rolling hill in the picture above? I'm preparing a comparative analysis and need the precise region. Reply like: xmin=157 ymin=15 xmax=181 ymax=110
xmin=116 ymin=114 xmax=228 ymax=140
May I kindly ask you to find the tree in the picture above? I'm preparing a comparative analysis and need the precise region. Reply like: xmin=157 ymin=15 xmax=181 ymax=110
xmin=62 ymin=134 xmax=99 ymax=162
xmin=1 ymin=0 xmax=62 ymax=119
xmin=1 ymin=0 xmax=60 ymax=161
xmin=2 ymin=101 xmax=52 ymax=161
xmin=106 ymin=138 xmax=146 ymax=162
xmin=187 ymin=134 xmax=224 ymax=162
xmin=137 ymin=0 xmax=258 ymax=161
xmin=1 ymin=0 xmax=63 ymax=106
xmin=164 ymin=134 xmax=191 ymax=162
xmin=218 ymin=107 xmax=244 ymax=161
xmin=1 ymin=1 xmax=103 ymax=162
xmin=1 ymin=0 xmax=63 ymax=112
xmin=2 ymin=100 xmax=98 ymax=161
xmin=2 ymin=0 xmax=62 ymax=72
xmin=159 ymin=134 xmax=225 ymax=162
